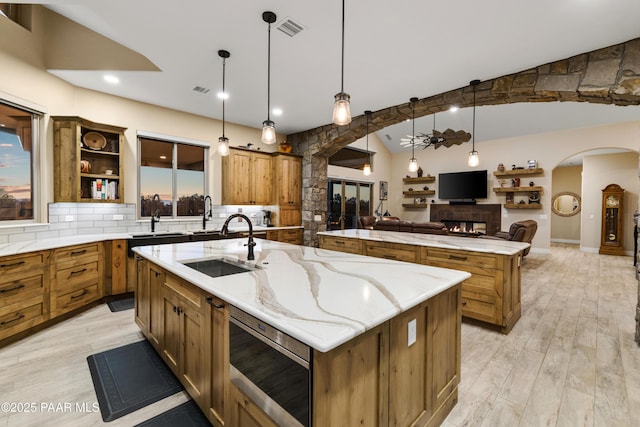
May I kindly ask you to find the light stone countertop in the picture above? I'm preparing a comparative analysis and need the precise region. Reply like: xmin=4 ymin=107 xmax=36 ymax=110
xmin=317 ymin=229 xmax=530 ymax=256
xmin=133 ymin=238 xmax=470 ymax=352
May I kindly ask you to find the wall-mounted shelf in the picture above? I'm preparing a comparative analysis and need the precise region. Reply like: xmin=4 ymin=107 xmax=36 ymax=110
xmin=504 ymin=203 xmax=542 ymax=209
xmin=493 ymin=186 xmax=543 ymax=193
xmin=493 ymin=168 xmax=544 ymax=209
xmin=403 ymin=175 xmax=436 ymax=209
xmin=493 ymin=168 xmax=543 ymax=178
xmin=403 ymin=190 xmax=436 ymax=196
xmin=403 ymin=176 xmax=436 ymax=184
xmin=402 ymin=203 xmax=430 ymax=209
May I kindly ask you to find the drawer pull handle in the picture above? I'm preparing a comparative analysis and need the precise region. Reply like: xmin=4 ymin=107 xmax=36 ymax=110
xmin=1 ymin=313 xmax=25 ymax=327
xmin=71 ymin=249 xmax=87 ymax=256
xmin=449 ymin=255 xmax=467 ymax=261
xmin=206 ymin=297 xmax=225 ymax=309
xmin=0 ymin=283 xmax=26 ymax=293
xmin=461 ymin=301 xmax=467 ymax=306
xmin=70 ymin=289 xmax=88 ymax=300
xmin=70 ymin=268 xmax=88 ymax=276
xmin=334 ymin=241 xmax=345 ymax=245
xmin=383 ymin=255 xmax=397 ymax=260
xmin=0 ymin=261 xmax=26 ymax=268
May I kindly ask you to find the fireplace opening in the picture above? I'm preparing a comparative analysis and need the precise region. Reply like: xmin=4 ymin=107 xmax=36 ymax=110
xmin=442 ymin=220 xmax=487 ymax=236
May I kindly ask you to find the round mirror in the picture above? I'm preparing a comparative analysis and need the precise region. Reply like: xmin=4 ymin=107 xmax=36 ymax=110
xmin=552 ymin=192 xmax=581 ymax=217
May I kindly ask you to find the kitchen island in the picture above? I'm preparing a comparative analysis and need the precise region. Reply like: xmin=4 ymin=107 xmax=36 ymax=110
xmin=133 ymin=238 xmax=470 ymax=427
xmin=318 ymin=229 xmax=530 ymax=334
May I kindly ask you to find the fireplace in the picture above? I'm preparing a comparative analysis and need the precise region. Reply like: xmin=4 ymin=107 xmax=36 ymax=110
xmin=430 ymin=204 xmax=501 ymax=236
xmin=442 ymin=220 xmax=487 ymax=236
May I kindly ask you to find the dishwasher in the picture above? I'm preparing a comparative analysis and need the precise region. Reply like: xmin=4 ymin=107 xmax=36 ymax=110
xmin=229 ymin=305 xmax=312 ymax=427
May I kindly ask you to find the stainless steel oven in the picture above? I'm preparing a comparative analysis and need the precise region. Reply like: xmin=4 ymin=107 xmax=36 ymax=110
xmin=229 ymin=305 xmax=312 ymax=427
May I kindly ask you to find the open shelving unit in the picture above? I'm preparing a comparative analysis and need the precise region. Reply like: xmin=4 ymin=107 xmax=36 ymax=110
xmin=402 ymin=176 xmax=436 ymax=208
xmin=493 ymin=168 xmax=544 ymax=209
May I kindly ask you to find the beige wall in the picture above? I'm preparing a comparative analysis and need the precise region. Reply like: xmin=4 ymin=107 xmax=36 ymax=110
xmin=551 ymin=166 xmax=582 ymax=243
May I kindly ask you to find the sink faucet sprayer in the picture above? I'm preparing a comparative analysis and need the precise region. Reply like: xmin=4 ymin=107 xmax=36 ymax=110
xmin=202 ymin=195 xmax=213 ymax=230
xmin=220 ymin=213 xmax=256 ymax=261
xmin=151 ymin=194 xmax=161 ymax=232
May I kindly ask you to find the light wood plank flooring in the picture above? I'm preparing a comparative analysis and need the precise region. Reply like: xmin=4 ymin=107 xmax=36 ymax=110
xmin=1 ymin=243 xmax=639 ymax=426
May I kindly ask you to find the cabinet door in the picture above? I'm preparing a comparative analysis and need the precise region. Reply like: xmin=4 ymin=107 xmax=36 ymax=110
xmin=134 ymin=257 xmax=150 ymax=334
xmin=222 ymin=150 xmax=252 ymax=204
xmin=180 ymin=295 xmax=207 ymax=404
xmin=251 ymin=153 xmax=272 ymax=205
xmin=278 ymin=206 xmax=301 ymax=227
xmin=148 ymin=264 xmax=164 ymax=349
xmin=207 ymin=296 xmax=229 ymax=426
xmin=162 ymin=285 xmax=181 ymax=374
xmin=276 ymin=155 xmax=301 ymax=206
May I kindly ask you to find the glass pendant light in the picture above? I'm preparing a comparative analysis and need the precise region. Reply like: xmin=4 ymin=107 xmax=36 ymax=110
xmin=363 ymin=110 xmax=372 ymax=176
xmin=468 ymin=79 xmax=480 ymax=167
xmin=408 ymin=97 xmax=418 ymax=172
xmin=261 ymin=11 xmax=277 ymax=144
xmin=332 ymin=0 xmax=351 ymax=126
xmin=217 ymin=50 xmax=230 ymax=156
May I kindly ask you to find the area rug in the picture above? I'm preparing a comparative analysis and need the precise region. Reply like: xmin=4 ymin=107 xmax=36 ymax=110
xmin=107 ymin=296 xmax=135 ymax=312
xmin=87 ymin=340 xmax=184 ymax=422
xmin=134 ymin=400 xmax=210 ymax=427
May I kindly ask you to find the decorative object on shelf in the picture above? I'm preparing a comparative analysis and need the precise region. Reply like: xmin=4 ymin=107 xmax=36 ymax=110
xmin=261 ymin=11 xmax=277 ymax=144
xmin=217 ymin=49 xmax=231 ymax=156
xmin=80 ymin=160 xmax=91 ymax=173
xmin=528 ymin=191 xmax=540 ymax=204
xmin=278 ymin=140 xmax=292 ymax=153
xmin=363 ymin=110 xmax=372 ymax=175
xmin=417 ymin=166 xmax=423 ymax=177
xmin=408 ymin=187 xmax=413 ymax=191
xmin=83 ymin=131 xmax=107 ymax=150
xmin=408 ymin=97 xmax=419 ymax=172
xmin=512 ymin=177 xmax=520 ymax=187
xmin=332 ymin=0 xmax=351 ymax=126
xmin=467 ymin=79 xmax=481 ymax=167
xmin=506 ymin=193 xmax=514 ymax=203
xmin=512 ymin=164 xmax=516 ymax=170
xmin=105 ymin=169 xmax=113 ymax=175
xmin=497 ymin=163 xmax=505 ymax=172
xmin=499 ymin=179 xmax=507 ymax=187
xmin=423 ymin=186 xmax=429 ymax=191
xmin=518 ymin=200 xmax=526 ymax=204
xmin=527 ymin=160 xmax=537 ymax=169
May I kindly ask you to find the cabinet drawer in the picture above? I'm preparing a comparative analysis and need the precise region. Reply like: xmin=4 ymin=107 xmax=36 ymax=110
xmin=53 ymin=283 xmax=101 ymax=316
xmin=0 ymin=273 xmax=46 ymax=306
xmin=0 ymin=297 xmax=47 ymax=341
xmin=421 ymin=248 xmax=497 ymax=276
xmin=54 ymin=243 xmax=100 ymax=263
xmin=55 ymin=260 xmax=100 ymax=291
xmin=319 ymin=236 xmax=363 ymax=255
xmin=461 ymin=289 xmax=498 ymax=324
xmin=0 ymin=252 xmax=46 ymax=275
xmin=365 ymin=242 xmax=418 ymax=263
xmin=279 ymin=229 xmax=303 ymax=244
xmin=164 ymin=274 xmax=204 ymax=311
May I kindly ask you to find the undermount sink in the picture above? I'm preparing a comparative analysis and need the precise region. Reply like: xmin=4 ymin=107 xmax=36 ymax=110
xmin=131 ymin=232 xmax=187 ymax=239
xmin=181 ymin=258 xmax=256 ymax=278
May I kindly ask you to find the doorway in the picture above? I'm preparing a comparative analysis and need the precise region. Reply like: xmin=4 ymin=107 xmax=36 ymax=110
xmin=327 ymin=180 xmax=372 ymax=230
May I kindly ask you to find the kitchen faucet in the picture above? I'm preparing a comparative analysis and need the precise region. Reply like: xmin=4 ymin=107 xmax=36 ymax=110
xmin=151 ymin=194 xmax=161 ymax=232
xmin=220 ymin=213 xmax=256 ymax=261
xmin=202 ymin=195 xmax=213 ymax=230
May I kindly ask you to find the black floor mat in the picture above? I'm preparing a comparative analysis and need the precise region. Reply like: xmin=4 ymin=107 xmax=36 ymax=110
xmin=134 ymin=400 xmax=210 ymax=427
xmin=87 ymin=340 xmax=184 ymax=422
xmin=107 ymin=297 xmax=135 ymax=312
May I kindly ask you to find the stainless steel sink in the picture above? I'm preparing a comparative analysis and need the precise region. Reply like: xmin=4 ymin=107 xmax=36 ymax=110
xmin=181 ymin=258 xmax=255 ymax=278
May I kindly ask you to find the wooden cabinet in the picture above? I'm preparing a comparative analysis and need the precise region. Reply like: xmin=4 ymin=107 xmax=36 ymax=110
xmin=52 ymin=116 xmax=125 ymax=203
xmin=135 ymin=257 xmax=164 ymax=352
xmin=278 ymin=206 xmax=302 ymax=227
xmin=0 ymin=252 xmax=49 ymax=341
xmin=318 ymin=235 xmax=363 ymax=254
xmin=273 ymin=154 xmax=302 ymax=226
xmin=492 ymin=168 xmax=544 ymax=209
xmin=221 ymin=148 xmax=272 ymax=205
xmin=161 ymin=273 xmax=208 ymax=406
xmin=403 ymin=176 xmax=436 ymax=209
xmin=266 ymin=228 xmax=303 ymax=245
xmin=50 ymin=243 xmax=103 ymax=317
xmin=230 ymin=384 xmax=279 ymax=427
xmin=206 ymin=295 xmax=229 ymax=426
xmin=364 ymin=241 xmax=419 ymax=263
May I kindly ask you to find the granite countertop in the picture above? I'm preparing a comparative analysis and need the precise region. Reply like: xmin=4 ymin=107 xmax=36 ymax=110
xmin=317 ymin=229 xmax=530 ymax=256
xmin=133 ymin=238 xmax=470 ymax=352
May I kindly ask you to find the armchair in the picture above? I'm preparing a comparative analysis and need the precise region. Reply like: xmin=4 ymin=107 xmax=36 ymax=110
xmin=485 ymin=220 xmax=537 ymax=256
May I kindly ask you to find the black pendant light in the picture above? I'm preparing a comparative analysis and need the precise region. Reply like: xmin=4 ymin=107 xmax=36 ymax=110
xmin=468 ymin=79 xmax=481 ymax=167
xmin=363 ymin=110 xmax=372 ymax=176
xmin=408 ymin=97 xmax=418 ymax=172
xmin=217 ymin=50 xmax=230 ymax=156
xmin=261 ymin=11 xmax=277 ymax=145
xmin=332 ymin=0 xmax=351 ymax=126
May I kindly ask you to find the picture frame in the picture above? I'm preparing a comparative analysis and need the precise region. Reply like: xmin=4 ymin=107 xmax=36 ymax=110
xmin=379 ymin=181 xmax=388 ymax=200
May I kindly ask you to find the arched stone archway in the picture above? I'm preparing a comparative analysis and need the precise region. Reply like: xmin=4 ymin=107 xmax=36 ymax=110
xmin=288 ymin=37 xmax=640 ymax=247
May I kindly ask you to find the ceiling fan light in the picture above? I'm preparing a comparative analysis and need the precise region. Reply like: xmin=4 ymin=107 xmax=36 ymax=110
xmin=363 ymin=162 xmax=371 ymax=176
xmin=332 ymin=92 xmax=351 ymax=126
xmin=468 ymin=150 xmax=479 ymax=167
xmin=218 ymin=136 xmax=230 ymax=156
xmin=261 ymin=120 xmax=277 ymax=144
xmin=408 ymin=158 xmax=418 ymax=172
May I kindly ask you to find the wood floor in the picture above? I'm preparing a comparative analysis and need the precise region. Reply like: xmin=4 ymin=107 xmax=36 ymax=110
xmin=1 ymin=243 xmax=639 ymax=427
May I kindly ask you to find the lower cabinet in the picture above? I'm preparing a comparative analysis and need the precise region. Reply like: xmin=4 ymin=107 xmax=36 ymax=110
xmin=206 ymin=294 xmax=229 ymax=426
xmin=266 ymin=228 xmax=303 ymax=245
xmin=318 ymin=235 xmax=363 ymax=254
xmin=230 ymin=384 xmax=279 ymax=427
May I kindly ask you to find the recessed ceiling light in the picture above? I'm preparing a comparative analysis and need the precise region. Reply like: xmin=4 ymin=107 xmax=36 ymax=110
xmin=159 ymin=155 xmax=167 ymax=159
xmin=217 ymin=91 xmax=228 ymax=100
xmin=272 ymin=107 xmax=283 ymax=116
xmin=104 ymin=75 xmax=119 ymax=84
xmin=449 ymin=105 xmax=459 ymax=113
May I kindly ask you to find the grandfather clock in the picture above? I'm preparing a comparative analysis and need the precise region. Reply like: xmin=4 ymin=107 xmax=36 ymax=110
xmin=599 ymin=184 xmax=625 ymax=256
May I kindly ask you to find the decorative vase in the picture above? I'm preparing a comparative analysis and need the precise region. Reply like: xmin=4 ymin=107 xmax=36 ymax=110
xmin=278 ymin=140 xmax=292 ymax=153
xmin=80 ymin=160 xmax=91 ymax=173
xmin=497 ymin=163 xmax=505 ymax=172
xmin=417 ymin=167 xmax=423 ymax=177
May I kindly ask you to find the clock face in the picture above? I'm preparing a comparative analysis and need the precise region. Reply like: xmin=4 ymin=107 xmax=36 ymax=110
xmin=606 ymin=195 xmax=619 ymax=208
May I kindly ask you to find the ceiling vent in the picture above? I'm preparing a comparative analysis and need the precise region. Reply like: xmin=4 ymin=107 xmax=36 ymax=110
xmin=193 ymin=86 xmax=210 ymax=94
xmin=277 ymin=18 xmax=305 ymax=37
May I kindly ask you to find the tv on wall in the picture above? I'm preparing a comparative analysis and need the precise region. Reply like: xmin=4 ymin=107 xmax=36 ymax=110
xmin=438 ymin=170 xmax=488 ymax=201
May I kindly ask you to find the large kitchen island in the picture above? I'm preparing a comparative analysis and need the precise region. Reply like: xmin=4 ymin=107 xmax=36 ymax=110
xmin=133 ymin=237 xmax=470 ymax=427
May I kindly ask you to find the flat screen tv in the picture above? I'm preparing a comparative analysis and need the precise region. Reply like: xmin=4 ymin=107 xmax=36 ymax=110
xmin=438 ymin=170 xmax=488 ymax=201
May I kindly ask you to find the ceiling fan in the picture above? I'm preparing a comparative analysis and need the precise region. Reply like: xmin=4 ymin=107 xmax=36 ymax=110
xmin=400 ymin=114 xmax=471 ymax=150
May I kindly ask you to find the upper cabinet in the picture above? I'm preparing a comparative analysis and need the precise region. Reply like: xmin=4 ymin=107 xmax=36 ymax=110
xmin=52 ymin=116 xmax=126 ymax=203
xmin=273 ymin=153 xmax=302 ymax=226
xmin=221 ymin=148 xmax=273 ymax=205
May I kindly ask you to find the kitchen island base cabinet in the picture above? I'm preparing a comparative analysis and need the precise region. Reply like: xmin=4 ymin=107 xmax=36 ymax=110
xmin=206 ymin=294 xmax=229 ymax=427
xmin=230 ymin=384 xmax=279 ymax=427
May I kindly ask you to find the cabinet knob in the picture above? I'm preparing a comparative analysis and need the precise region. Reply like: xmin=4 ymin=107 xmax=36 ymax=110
xmin=206 ymin=297 xmax=225 ymax=309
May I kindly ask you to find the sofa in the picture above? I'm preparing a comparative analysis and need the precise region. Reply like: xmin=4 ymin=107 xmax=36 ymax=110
xmin=358 ymin=216 xmax=449 ymax=235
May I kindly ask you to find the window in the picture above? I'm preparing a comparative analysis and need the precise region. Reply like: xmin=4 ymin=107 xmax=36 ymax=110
xmin=0 ymin=101 xmax=37 ymax=222
xmin=138 ymin=136 xmax=208 ymax=218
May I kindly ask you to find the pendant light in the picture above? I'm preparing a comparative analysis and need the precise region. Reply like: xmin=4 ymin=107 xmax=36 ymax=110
xmin=261 ymin=11 xmax=277 ymax=144
xmin=408 ymin=97 xmax=418 ymax=173
xmin=363 ymin=110 xmax=372 ymax=176
xmin=468 ymin=79 xmax=481 ymax=167
xmin=217 ymin=50 xmax=230 ymax=156
xmin=332 ymin=0 xmax=351 ymax=126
